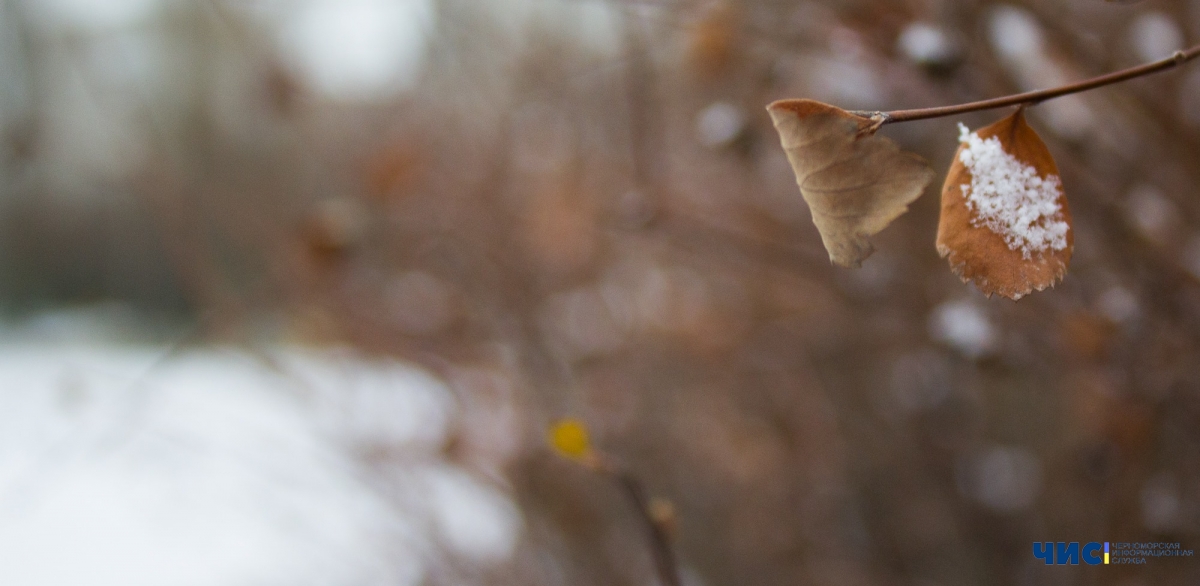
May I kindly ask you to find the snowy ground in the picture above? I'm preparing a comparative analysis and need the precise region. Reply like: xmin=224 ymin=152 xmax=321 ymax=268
xmin=0 ymin=321 xmax=522 ymax=586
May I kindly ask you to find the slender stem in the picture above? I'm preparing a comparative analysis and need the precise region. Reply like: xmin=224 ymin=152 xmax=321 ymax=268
xmin=590 ymin=454 xmax=682 ymax=586
xmin=614 ymin=470 xmax=682 ymax=586
xmin=854 ymin=43 xmax=1200 ymax=125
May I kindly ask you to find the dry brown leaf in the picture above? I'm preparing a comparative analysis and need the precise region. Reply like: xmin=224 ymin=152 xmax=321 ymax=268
xmin=767 ymin=99 xmax=935 ymax=267
xmin=936 ymin=109 xmax=1073 ymax=300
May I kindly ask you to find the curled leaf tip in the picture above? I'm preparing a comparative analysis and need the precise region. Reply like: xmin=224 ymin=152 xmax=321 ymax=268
xmin=767 ymin=99 xmax=934 ymax=267
xmin=549 ymin=418 xmax=592 ymax=460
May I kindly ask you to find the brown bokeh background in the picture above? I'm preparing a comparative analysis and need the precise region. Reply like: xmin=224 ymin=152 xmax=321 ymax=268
xmin=2 ymin=0 xmax=1199 ymax=584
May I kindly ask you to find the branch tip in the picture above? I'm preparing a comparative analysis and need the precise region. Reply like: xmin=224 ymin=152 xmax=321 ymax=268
xmin=873 ymin=42 xmax=1200 ymax=124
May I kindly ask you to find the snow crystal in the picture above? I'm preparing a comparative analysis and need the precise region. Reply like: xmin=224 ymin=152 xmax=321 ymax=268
xmin=956 ymin=123 xmax=1069 ymax=258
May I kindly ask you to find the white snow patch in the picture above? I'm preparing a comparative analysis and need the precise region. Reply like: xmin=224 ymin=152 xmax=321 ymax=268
xmin=929 ymin=300 xmax=996 ymax=359
xmin=420 ymin=465 xmax=523 ymax=562
xmin=1129 ymin=12 xmax=1184 ymax=63
xmin=281 ymin=0 xmax=434 ymax=101
xmin=987 ymin=6 xmax=1044 ymax=62
xmin=809 ymin=57 xmax=885 ymax=109
xmin=957 ymin=445 xmax=1042 ymax=513
xmin=696 ymin=102 xmax=745 ymax=148
xmin=986 ymin=6 xmax=1093 ymax=138
xmin=1124 ymin=183 xmax=1178 ymax=243
xmin=897 ymin=22 xmax=956 ymax=66
xmin=956 ymin=123 xmax=1069 ymax=258
xmin=1140 ymin=473 xmax=1182 ymax=532
xmin=0 ymin=341 xmax=521 ymax=586
xmin=1096 ymin=286 xmax=1140 ymax=324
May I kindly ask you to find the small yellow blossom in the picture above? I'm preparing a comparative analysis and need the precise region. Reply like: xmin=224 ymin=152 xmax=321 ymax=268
xmin=549 ymin=418 xmax=591 ymax=460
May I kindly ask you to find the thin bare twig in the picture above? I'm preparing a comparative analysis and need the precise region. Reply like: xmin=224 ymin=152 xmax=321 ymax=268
xmin=588 ymin=455 xmax=682 ymax=586
xmin=615 ymin=471 xmax=681 ymax=586
xmin=851 ymin=44 xmax=1200 ymax=125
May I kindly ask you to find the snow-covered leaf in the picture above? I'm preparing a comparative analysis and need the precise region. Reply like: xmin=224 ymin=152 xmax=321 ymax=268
xmin=936 ymin=109 xmax=1073 ymax=300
